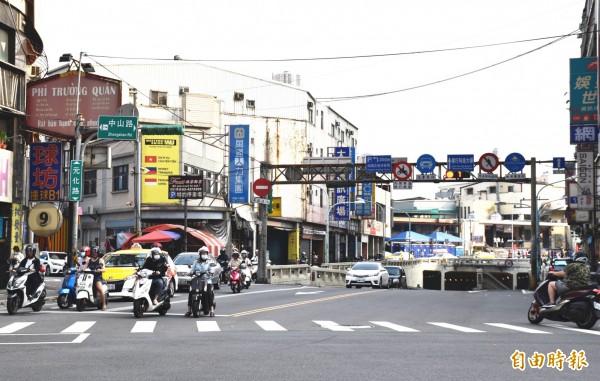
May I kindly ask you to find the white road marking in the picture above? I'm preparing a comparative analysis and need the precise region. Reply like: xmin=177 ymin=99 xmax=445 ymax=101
xmin=72 ymin=333 xmax=90 ymax=343
xmin=371 ymin=321 xmax=420 ymax=332
xmin=484 ymin=323 xmax=551 ymax=334
xmin=313 ymin=320 xmax=354 ymax=332
xmin=545 ymin=324 xmax=600 ymax=335
xmin=256 ymin=320 xmax=287 ymax=331
xmin=196 ymin=321 xmax=220 ymax=332
xmin=295 ymin=291 xmax=325 ymax=295
xmin=61 ymin=321 xmax=96 ymax=333
xmin=428 ymin=322 xmax=485 ymax=333
xmin=0 ymin=322 xmax=34 ymax=333
xmin=131 ymin=321 xmax=156 ymax=333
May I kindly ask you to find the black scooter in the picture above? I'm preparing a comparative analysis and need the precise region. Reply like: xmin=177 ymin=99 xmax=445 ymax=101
xmin=527 ymin=274 xmax=600 ymax=329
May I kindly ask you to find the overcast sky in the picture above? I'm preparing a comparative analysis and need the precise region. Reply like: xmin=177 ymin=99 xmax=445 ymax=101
xmin=35 ymin=0 xmax=585 ymax=194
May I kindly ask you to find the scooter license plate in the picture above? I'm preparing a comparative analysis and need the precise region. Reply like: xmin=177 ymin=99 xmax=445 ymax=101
xmin=594 ymin=302 xmax=600 ymax=310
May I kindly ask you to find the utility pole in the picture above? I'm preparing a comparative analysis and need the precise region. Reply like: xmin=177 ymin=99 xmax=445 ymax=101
xmin=257 ymin=164 xmax=269 ymax=283
xmin=530 ymin=157 xmax=538 ymax=290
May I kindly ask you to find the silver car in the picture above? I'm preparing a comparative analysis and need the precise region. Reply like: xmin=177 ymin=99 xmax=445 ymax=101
xmin=345 ymin=262 xmax=389 ymax=288
xmin=174 ymin=252 xmax=222 ymax=290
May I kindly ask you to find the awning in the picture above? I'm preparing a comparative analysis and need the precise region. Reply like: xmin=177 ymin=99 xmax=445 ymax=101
xmin=132 ymin=230 xmax=181 ymax=244
xmin=236 ymin=205 xmax=258 ymax=231
xmin=142 ymin=224 xmax=224 ymax=256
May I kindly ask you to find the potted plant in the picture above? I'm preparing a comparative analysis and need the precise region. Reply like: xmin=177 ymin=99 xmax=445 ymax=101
xmin=0 ymin=130 xmax=7 ymax=149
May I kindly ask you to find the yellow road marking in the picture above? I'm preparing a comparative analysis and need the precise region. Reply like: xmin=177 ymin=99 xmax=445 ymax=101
xmin=230 ymin=290 xmax=379 ymax=317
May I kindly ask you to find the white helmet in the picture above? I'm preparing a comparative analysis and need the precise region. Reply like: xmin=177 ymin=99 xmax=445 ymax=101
xmin=198 ymin=246 xmax=209 ymax=254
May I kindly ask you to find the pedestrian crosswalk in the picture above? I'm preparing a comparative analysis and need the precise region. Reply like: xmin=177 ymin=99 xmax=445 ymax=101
xmin=0 ymin=320 xmax=598 ymax=335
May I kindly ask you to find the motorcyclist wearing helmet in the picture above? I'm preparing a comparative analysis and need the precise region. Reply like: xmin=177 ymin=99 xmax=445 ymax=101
xmin=216 ymin=248 xmax=229 ymax=284
xmin=18 ymin=244 xmax=42 ymax=300
xmin=544 ymin=252 xmax=591 ymax=307
xmin=142 ymin=247 xmax=168 ymax=305
xmin=152 ymin=242 xmax=162 ymax=249
xmin=229 ymin=251 xmax=242 ymax=268
xmin=83 ymin=246 xmax=107 ymax=310
xmin=185 ymin=246 xmax=215 ymax=317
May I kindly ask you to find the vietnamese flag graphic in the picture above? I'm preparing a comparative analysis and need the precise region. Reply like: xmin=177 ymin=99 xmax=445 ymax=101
xmin=145 ymin=155 xmax=157 ymax=163
xmin=145 ymin=178 xmax=157 ymax=186
xmin=145 ymin=167 xmax=157 ymax=175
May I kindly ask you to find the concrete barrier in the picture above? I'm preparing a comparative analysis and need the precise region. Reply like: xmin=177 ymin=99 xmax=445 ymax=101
xmin=269 ymin=265 xmax=347 ymax=287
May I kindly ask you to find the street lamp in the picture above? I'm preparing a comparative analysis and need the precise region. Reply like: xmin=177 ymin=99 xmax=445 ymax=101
xmin=59 ymin=52 xmax=94 ymax=258
xmin=325 ymin=197 xmax=365 ymax=264
xmin=373 ymin=203 xmax=387 ymax=258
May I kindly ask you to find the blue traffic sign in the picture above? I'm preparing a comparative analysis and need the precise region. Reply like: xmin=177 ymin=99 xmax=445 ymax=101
xmin=447 ymin=154 xmax=474 ymax=171
xmin=365 ymin=155 xmax=392 ymax=173
xmin=504 ymin=152 xmax=526 ymax=173
xmin=553 ymin=157 xmax=565 ymax=169
xmin=416 ymin=154 xmax=436 ymax=174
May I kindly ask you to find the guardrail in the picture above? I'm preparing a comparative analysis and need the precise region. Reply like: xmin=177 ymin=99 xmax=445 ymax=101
xmin=269 ymin=264 xmax=347 ymax=287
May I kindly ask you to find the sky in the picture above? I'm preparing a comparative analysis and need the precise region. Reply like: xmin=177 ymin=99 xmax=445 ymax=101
xmin=34 ymin=0 xmax=586 ymax=195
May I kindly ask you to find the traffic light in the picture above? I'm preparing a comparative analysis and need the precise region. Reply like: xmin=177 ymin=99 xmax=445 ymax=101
xmin=444 ymin=170 xmax=471 ymax=179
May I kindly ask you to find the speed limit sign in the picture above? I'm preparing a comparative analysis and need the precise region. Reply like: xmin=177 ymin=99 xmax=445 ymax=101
xmin=28 ymin=203 xmax=63 ymax=237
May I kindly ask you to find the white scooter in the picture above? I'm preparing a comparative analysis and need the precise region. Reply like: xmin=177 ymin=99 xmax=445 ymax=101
xmin=240 ymin=263 xmax=252 ymax=289
xmin=75 ymin=270 xmax=109 ymax=311
xmin=131 ymin=269 xmax=170 ymax=318
xmin=6 ymin=267 xmax=47 ymax=315
xmin=251 ymin=257 xmax=258 ymax=282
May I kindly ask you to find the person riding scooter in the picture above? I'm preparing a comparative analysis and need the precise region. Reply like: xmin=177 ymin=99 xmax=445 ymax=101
xmin=82 ymin=246 xmax=107 ymax=310
xmin=18 ymin=244 xmax=43 ymax=300
xmin=185 ymin=246 xmax=215 ymax=317
xmin=142 ymin=247 xmax=168 ymax=305
xmin=544 ymin=252 xmax=591 ymax=307
xmin=217 ymin=248 xmax=229 ymax=284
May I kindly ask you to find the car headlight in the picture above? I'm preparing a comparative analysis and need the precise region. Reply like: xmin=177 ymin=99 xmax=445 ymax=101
xmin=51 ymin=261 xmax=62 ymax=266
xmin=177 ymin=272 xmax=188 ymax=277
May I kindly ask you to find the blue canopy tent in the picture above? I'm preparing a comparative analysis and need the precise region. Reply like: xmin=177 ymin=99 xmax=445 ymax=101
xmin=386 ymin=231 xmax=431 ymax=242
xmin=427 ymin=231 xmax=464 ymax=243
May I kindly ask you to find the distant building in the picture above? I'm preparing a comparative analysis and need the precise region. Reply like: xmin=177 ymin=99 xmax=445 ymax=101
xmin=272 ymin=71 xmax=301 ymax=86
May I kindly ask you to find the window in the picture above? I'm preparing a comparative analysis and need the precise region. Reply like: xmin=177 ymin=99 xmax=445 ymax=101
xmin=84 ymin=170 xmax=97 ymax=195
xmin=0 ymin=29 xmax=9 ymax=63
xmin=489 ymin=186 xmax=496 ymax=194
xmin=507 ymin=185 xmax=514 ymax=192
xmin=113 ymin=165 xmax=129 ymax=192
xmin=150 ymin=90 xmax=167 ymax=105
xmin=466 ymin=188 xmax=474 ymax=195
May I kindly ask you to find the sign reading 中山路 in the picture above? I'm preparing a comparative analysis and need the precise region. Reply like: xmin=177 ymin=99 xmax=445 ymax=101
xmin=98 ymin=115 xmax=138 ymax=140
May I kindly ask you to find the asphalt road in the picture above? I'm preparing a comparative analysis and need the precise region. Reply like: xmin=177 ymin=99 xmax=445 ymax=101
xmin=0 ymin=281 xmax=598 ymax=381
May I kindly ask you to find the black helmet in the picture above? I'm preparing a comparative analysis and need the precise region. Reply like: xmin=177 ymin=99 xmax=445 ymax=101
xmin=574 ymin=252 xmax=588 ymax=263
xmin=232 ymin=252 xmax=240 ymax=258
xmin=24 ymin=244 xmax=36 ymax=257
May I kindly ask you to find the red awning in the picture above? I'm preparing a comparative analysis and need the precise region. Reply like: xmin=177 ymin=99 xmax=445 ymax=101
xmin=132 ymin=230 xmax=181 ymax=244
xmin=142 ymin=224 xmax=224 ymax=256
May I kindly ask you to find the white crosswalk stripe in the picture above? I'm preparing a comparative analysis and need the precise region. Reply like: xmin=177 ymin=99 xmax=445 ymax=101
xmin=545 ymin=324 xmax=600 ymax=335
xmin=61 ymin=321 xmax=96 ymax=334
xmin=197 ymin=321 xmax=220 ymax=332
xmin=256 ymin=320 xmax=287 ymax=331
xmin=371 ymin=321 xmax=420 ymax=332
xmin=428 ymin=322 xmax=485 ymax=333
xmin=131 ymin=321 xmax=156 ymax=333
xmin=484 ymin=323 xmax=551 ymax=334
xmin=313 ymin=320 xmax=354 ymax=331
xmin=0 ymin=322 xmax=34 ymax=333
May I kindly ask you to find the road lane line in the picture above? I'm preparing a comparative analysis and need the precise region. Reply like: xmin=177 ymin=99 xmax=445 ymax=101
xmin=0 ymin=322 xmax=34 ymax=333
xmin=545 ymin=324 xmax=600 ymax=335
xmin=131 ymin=321 xmax=156 ymax=333
xmin=196 ymin=321 xmax=220 ymax=332
xmin=230 ymin=291 xmax=378 ymax=317
xmin=256 ymin=320 xmax=287 ymax=331
xmin=484 ymin=323 xmax=551 ymax=334
xmin=61 ymin=321 xmax=96 ymax=333
xmin=371 ymin=321 xmax=420 ymax=332
xmin=314 ymin=320 xmax=354 ymax=332
xmin=428 ymin=322 xmax=485 ymax=333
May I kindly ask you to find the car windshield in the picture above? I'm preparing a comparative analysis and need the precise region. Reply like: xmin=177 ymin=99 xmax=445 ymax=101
xmin=352 ymin=263 xmax=379 ymax=271
xmin=104 ymin=254 xmax=146 ymax=267
xmin=174 ymin=254 xmax=199 ymax=266
xmin=385 ymin=267 xmax=400 ymax=276
xmin=553 ymin=260 xmax=569 ymax=266
xmin=49 ymin=253 xmax=67 ymax=260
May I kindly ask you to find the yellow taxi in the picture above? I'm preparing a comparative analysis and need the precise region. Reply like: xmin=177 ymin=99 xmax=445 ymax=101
xmin=103 ymin=248 xmax=178 ymax=299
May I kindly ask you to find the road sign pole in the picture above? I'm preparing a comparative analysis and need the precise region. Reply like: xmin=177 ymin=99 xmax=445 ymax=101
xmin=257 ymin=167 xmax=269 ymax=283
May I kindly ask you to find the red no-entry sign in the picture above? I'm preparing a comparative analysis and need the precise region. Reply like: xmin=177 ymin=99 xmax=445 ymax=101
xmin=253 ymin=178 xmax=271 ymax=198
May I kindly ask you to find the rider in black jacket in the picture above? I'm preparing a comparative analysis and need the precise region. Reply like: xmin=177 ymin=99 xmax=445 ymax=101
xmin=18 ymin=245 xmax=43 ymax=300
xmin=142 ymin=247 xmax=168 ymax=305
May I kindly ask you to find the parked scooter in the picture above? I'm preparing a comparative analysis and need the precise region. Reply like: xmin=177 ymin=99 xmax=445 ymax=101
xmin=527 ymin=274 xmax=600 ymax=329
xmin=76 ymin=270 xmax=109 ymax=311
xmin=57 ymin=267 xmax=78 ymax=309
xmin=6 ymin=266 xmax=47 ymax=315
xmin=132 ymin=269 xmax=170 ymax=318
xmin=229 ymin=264 xmax=243 ymax=293
xmin=240 ymin=263 xmax=252 ymax=289
xmin=189 ymin=269 xmax=215 ymax=317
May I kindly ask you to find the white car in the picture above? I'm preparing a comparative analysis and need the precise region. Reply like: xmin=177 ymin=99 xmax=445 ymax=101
xmin=174 ymin=252 xmax=222 ymax=291
xmin=345 ymin=262 xmax=389 ymax=288
xmin=39 ymin=251 xmax=68 ymax=276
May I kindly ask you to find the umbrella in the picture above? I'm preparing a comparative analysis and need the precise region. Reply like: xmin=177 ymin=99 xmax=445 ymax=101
xmin=132 ymin=230 xmax=181 ymax=244
xmin=386 ymin=231 xmax=431 ymax=242
xmin=427 ymin=231 xmax=464 ymax=243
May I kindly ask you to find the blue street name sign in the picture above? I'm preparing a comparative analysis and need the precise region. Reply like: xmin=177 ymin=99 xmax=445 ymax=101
xmin=365 ymin=155 xmax=392 ymax=173
xmin=570 ymin=125 xmax=598 ymax=144
xmin=447 ymin=154 xmax=474 ymax=171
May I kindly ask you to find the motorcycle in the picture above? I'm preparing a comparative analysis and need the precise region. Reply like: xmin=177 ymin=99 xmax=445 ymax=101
xmin=57 ymin=267 xmax=78 ymax=309
xmin=218 ymin=260 xmax=229 ymax=284
xmin=75 ymin=270 xmax=109 ymax=311
xmin=251 ymin=257 xmax=258 ymax=282
xmin=189 ymin=270 xmax=215 ymax=318
xmin=6 ymin=266 xmax=47 ymax=315
xmin=132 ymin=269 xmax=170 ymax=318
xmin=527 ymin=274 xmax=600 ymax=329
xmin=241 ymin=263 xmax=252 ymax=289
xmin=229 ymin=264 xmax=243 ymax=293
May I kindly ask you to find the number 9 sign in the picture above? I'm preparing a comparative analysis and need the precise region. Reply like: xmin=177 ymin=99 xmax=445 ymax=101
xmin=28 ymin=203 xmax=63 ymax=237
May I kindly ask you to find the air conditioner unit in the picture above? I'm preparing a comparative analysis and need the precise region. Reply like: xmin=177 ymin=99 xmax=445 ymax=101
xmin=307 ymin=101 xmax=313 ymax=109
xmin=234 ymin=92 xmax=244 ymax=101
xmin=179 ymin=86 xmax=189 ymax=95
xmin=246 ymin=99 xmax=255 ymax=108
xmin=30 ymin=66 xmax=41 ymax=77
